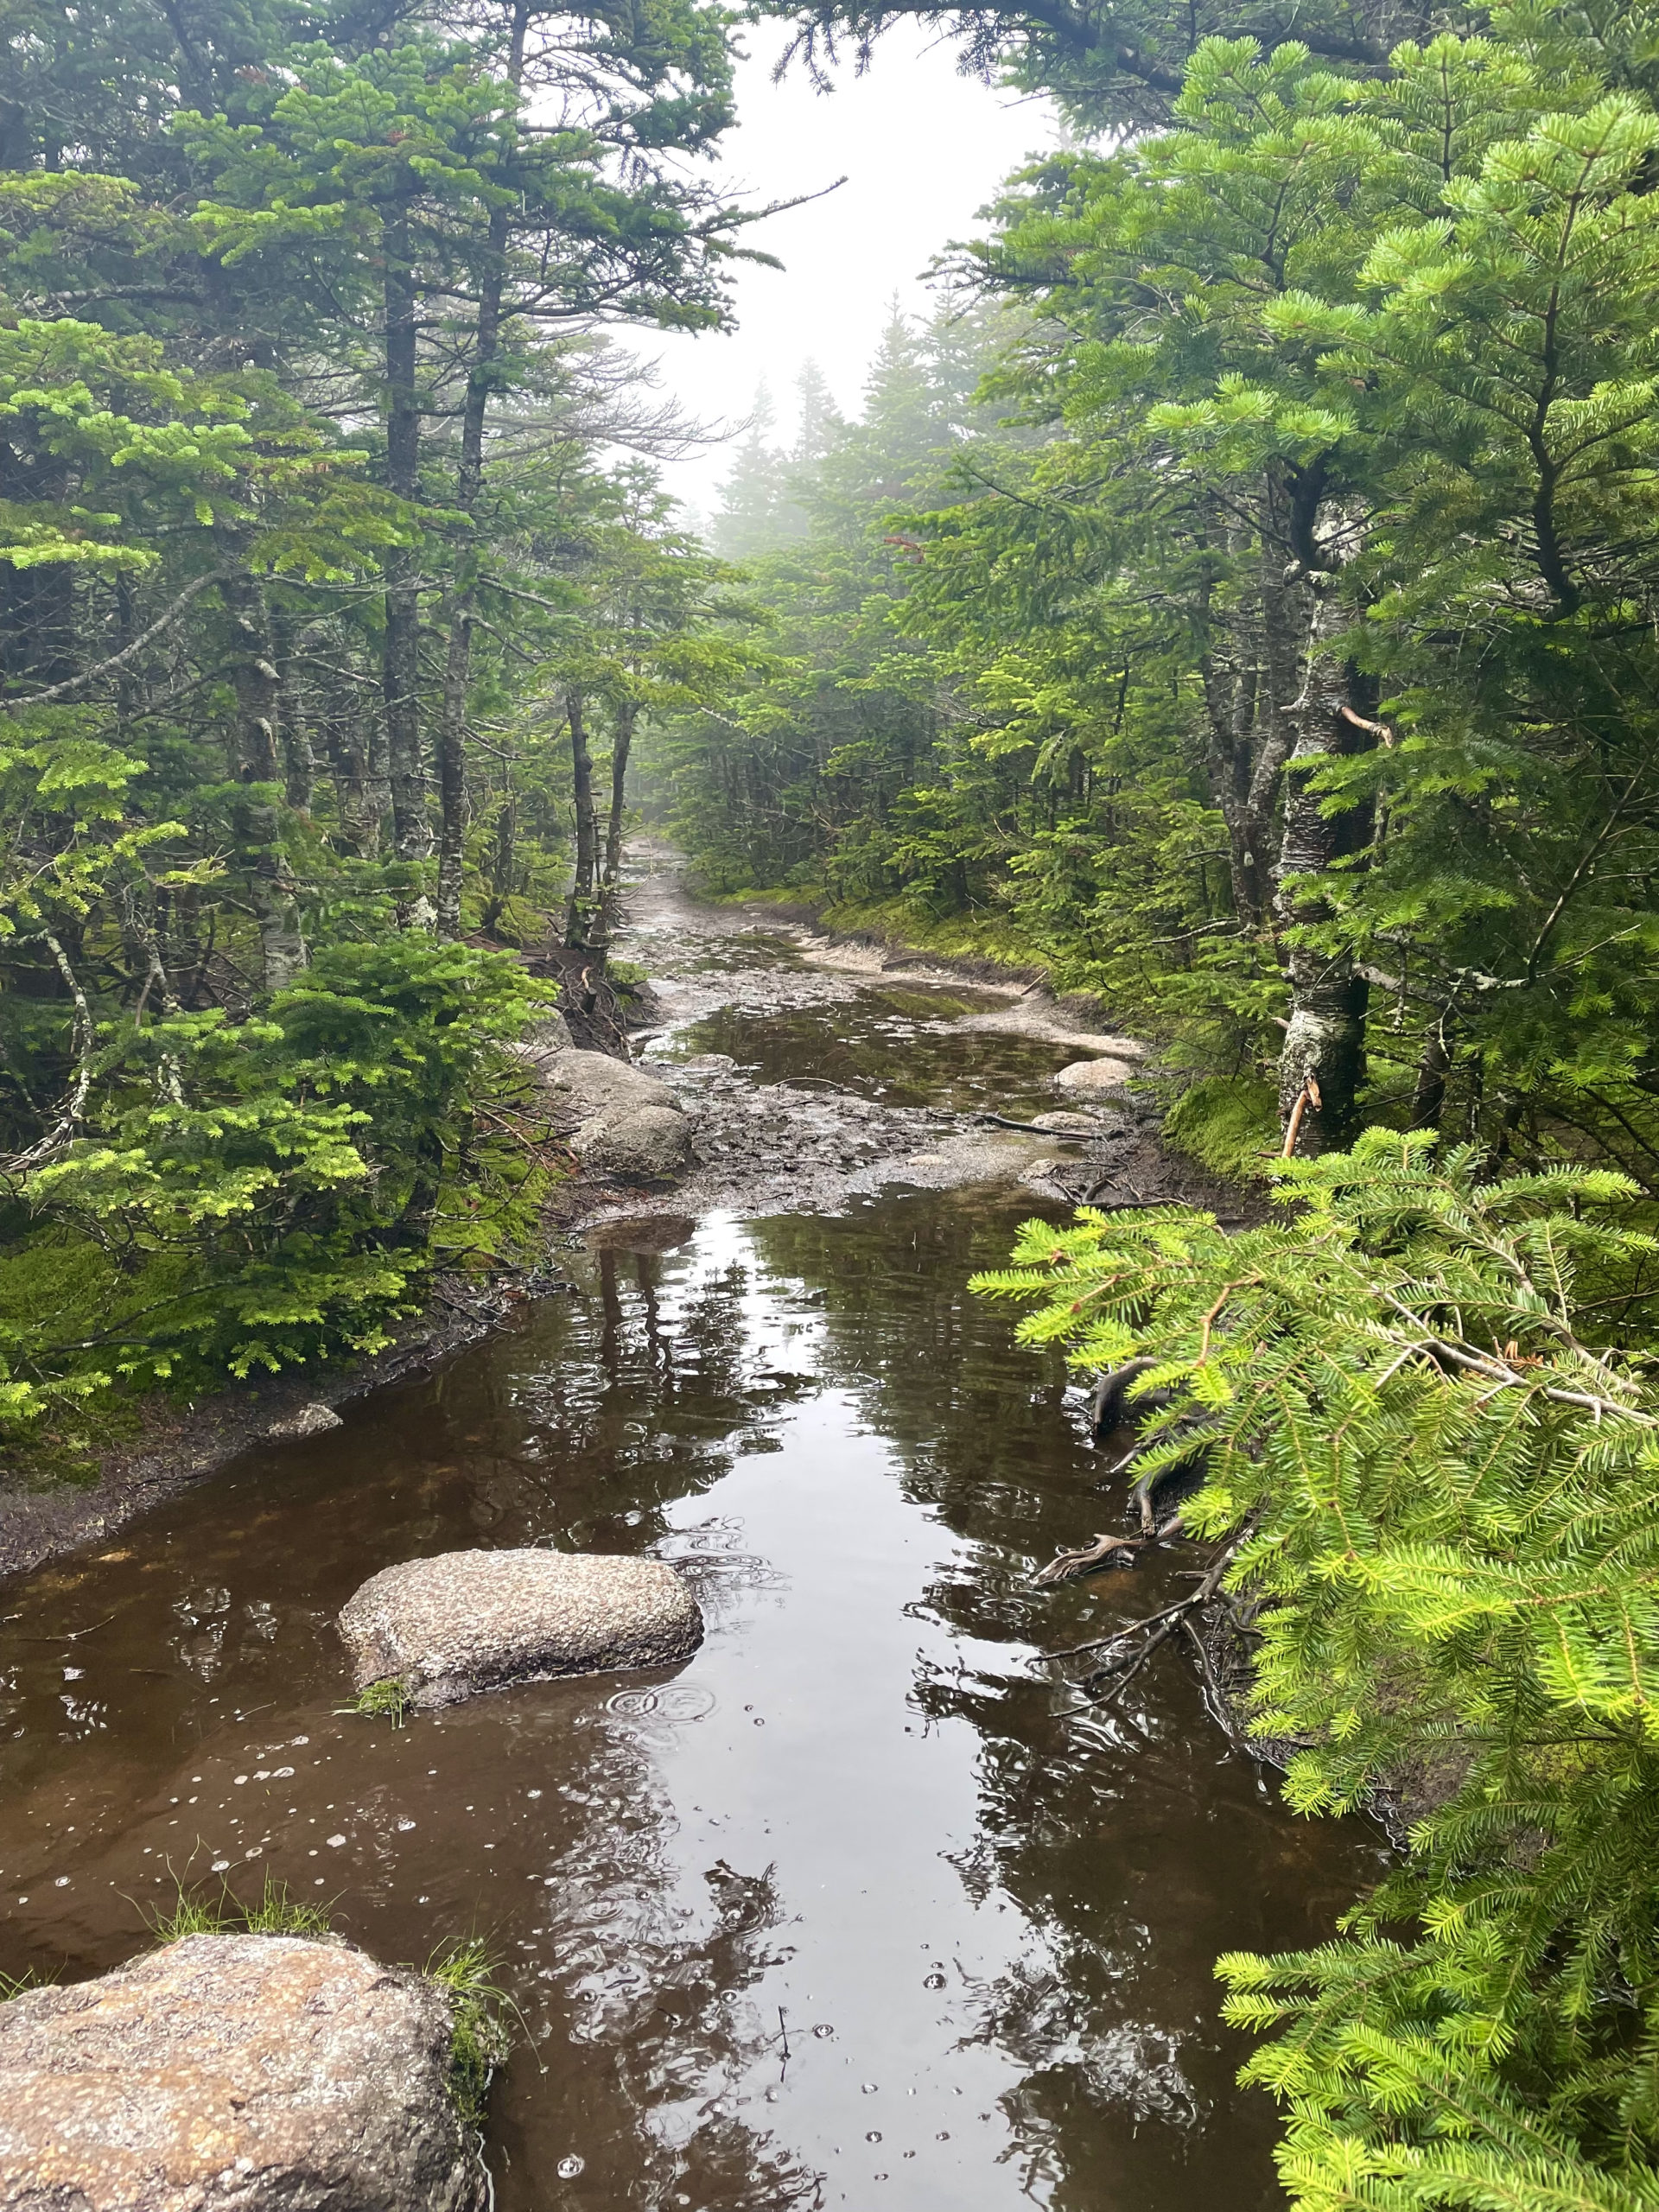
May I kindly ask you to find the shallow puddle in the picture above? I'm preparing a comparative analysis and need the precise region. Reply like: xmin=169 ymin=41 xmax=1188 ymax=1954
xmin=0 ymin=1184 xmax=1379 ymax=2210
xmin=655 ymin=984 xmax=1080 ymax=1117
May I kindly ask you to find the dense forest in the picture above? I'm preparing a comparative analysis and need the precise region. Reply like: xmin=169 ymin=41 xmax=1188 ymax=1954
xmin=665 ymin=44 xmax=1659 ymax=1180
xmin=0 ymin=0 xmax=767 ymax=1429
xmin=5 ymin=0 xmax=1659 ymax=2206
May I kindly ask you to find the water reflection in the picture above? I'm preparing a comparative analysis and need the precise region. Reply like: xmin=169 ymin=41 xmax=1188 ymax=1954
xmin=0 ymin=1191 xmax=1377 ymax=2211
xmin=654 ymin=986 xmax=1081 ymax=1117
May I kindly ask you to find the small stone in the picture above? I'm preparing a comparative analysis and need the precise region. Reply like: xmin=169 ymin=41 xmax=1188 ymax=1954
xmin=337 ymin=1548 xmax=704 ymax=1710
xmin=262 ymin=1401 xmax=343 ymax=1444
xmin=1027 ymin=1109 xmax=1104 ymax=1134
xmin=0 ymin=1933 xmax=486 ymax=2211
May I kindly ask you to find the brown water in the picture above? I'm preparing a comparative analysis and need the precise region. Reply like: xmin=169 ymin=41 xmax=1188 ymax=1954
xmin=0 ymin=900 xmax=1380 ymax=2212
xmin=655 ymin=984 xmax=1074 ymax=1117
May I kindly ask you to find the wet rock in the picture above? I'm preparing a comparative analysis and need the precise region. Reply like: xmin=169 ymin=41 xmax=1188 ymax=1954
xmin=1055 ymin=1057 xmax=1137 ymax=1096
xmin=338 ymin=1547 xmax=703 ymax=1708
xmin=262 ymin=1401 xmax=343 ymax=1444
xmin=665 ymin=1052 xmax=736 ymax=1077
xmin=526 ymin=1011 xmax=575 ymax=1050
xmin=0 ymin=1932 xmax=486 ymax=2212
xmin=572 ymin=1102 xmax=693 ymax=1180
xmin=1028 ymin=1110 xmax=1105 ymax=1135
xmin=542 ymin=1046 xmax=683 ymax=1120
xmin=1020 ymin=1154 xmax=1066 ymax=1187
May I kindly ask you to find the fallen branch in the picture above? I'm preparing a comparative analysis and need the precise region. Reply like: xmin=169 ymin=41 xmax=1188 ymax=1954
xmin=979 ymin=1112 xmax=1096 ymax=1135
xmin=1179 ymin=1613 xmax=1255 ymax=1753
xmin=1041 ymin=1523 xmax=1255 ymax=1726
xmin=1080 ymin=1183 xmax=1182 ymax=1207
xmin=2 ymin=933 xmax=96 ymax=1177
xmin=1282 ymin=1075 xmax=1321 ymax=1157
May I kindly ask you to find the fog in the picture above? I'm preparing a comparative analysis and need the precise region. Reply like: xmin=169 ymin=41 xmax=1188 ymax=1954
xmin=631 ymin=22 xmax=1059 ymax=518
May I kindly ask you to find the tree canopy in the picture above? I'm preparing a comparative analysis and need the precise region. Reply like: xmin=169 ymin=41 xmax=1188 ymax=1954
xmin=0 ymin=0 xmax=756 ymax=1433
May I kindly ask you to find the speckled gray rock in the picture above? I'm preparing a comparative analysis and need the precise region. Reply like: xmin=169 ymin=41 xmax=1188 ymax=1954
xmin=1055 ymin=1056 xmax=1137 ymax=1095
xmin=0 ymin=1933 xmax=485 ymax=2212
xmin=1027 ymin=1109 xmax=1106 ymax=1135
xmin=571 ymin=1102 xmax=692 ymax=1180
xmin=262 ymin=1401 xmax=343 ymax=1444
xmin=542 ymin=1046 xmax=683 ymax=1119
xmin=338 ymin=1548 xmax=703 ymax=1708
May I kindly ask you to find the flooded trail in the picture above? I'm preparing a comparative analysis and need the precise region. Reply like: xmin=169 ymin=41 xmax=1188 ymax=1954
xmin=0 ymin=864 xmax=1378 ymax=2211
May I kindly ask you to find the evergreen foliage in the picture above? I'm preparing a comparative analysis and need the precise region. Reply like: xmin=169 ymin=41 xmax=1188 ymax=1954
xmin=974 ymin=1138 xmax=1659 ymax=2207
xmin=0 ymin=0 xmax=759 ymax=1443
xmin=664 ymin=5 xmax=1659 ymax=1177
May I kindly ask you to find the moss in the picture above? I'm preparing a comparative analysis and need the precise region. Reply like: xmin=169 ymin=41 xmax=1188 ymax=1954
xmin=1160 ymin=1076 xmax=1281 ymax=1180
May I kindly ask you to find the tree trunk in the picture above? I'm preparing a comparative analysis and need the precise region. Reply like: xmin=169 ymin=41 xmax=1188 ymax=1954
xmin=271 ymin=607 xmax=315 ymax=814
xmin=381 ymin=194 xmax=433 ymax=923
xmin=324 ymin=678 xmax=380 ymax=858
xmin=1274 ymin=583 xmax=1372 ymax=1154
xmin=218 ymin=562 xmax=307 ymax=994
xmin=434 ymin=0 xmax=528 ymax=938
xmin=435 ymin=603 xmax=471 ymax=938
xmin=591 ymin=699 xmax=637 ymax=953
xmin=480 ymin=785 xmax=517 ymax=934
xmin=564 ymin=691 xmax=600 ymax=950
xmin=1413 ymin=1018 xmax=1452 ymax=1131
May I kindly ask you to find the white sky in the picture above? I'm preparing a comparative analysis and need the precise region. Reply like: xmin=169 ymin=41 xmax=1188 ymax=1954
xmin=629 ymin=23 xmax=1059 ymax=520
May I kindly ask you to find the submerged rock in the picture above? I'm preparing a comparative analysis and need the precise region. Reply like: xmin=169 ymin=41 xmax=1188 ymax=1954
xmin=0 ymin=1932 xmax=485 ymax=2212
xmin=263 ymin=1401 xmax=344 ymax=1444
xmin=338 ymin=1548 xmax=703 ymax=1709
xmin=571 ymin=1101 xmax=692 ymax=1180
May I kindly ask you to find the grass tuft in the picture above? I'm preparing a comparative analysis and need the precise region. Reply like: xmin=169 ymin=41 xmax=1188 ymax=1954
xmin=427 ymin=1937 xmax=513 ymax=2129
xmin=337 ymin=1676 xmax=412 ymax=1727
xmin=149 ymin=1869 xmax=334 ymax=1944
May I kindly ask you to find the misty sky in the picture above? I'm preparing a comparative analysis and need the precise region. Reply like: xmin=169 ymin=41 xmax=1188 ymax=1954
xmin=631 ymin=24 xmax=1059 ymax=519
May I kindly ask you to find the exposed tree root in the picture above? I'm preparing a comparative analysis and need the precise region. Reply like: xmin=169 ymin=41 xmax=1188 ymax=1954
xmin=1033 ymin=1531 xmax=1147 ymax=1584
xmin=1036 ymin=1526 xmax=1257 ymax=1735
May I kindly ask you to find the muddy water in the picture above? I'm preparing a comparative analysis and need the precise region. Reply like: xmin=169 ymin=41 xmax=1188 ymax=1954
xmin=657 ymin=984 xmax=1078 ymax=1117
xmin=0 ymin=899 xmax=1379 ymax=2212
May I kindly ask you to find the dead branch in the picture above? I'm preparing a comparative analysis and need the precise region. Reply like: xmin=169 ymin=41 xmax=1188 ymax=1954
xmin=3 ymin=570 xmax=229 ymax=709
xmin=2 ymin=933 xmax=97 ymax=1176
xmin=1040 ymin=1522 xmax=1255 ymax=1727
